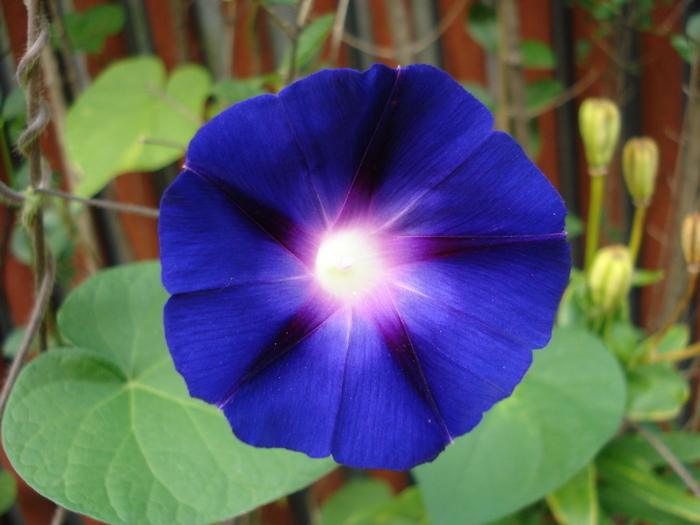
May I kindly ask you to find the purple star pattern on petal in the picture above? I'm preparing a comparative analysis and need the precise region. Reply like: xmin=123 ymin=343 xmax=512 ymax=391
xmin=159 ymin=63 xmax=571 ymax=470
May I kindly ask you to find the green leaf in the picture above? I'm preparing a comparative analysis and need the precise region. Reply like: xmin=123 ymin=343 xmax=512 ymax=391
xmin=528 ymin=118 xmax=542 ymax=160
xmin=280 ymin=15 xmax=335 ymax=75
xmin=2 ymin=325 xmax=56 ymax=359
xmin=11 ymin=206 xmax=73 ymax=266
xmin=605 ymin=432 xmax=700 ymax=468
xmin=263 ymin=0 xmax=299 ymax=4
xmin=598 ymin=449 xmax=700 ymax=523
xmin=0 ymin=470 xmax=17 ymax=515
xmin=209 ymin=78 xmax=268 ymax=117
xmin=525 ymin=79 xmax=563 ymax=113
xmin=565 ymin=214 xmax=584 ymax=239
xmin=631 ymin=269 xmax=664 ymax=287
xmin=687 ymin=12 xmax=700 ymax=42
xmin=556 ymin=271 xmax=587 ymax=329
xmin=599 ymin=482 xmax=693 ymax=524
xmin=520 ymin=40 xmax=555 ymax=69
xmin=671 ymin=34 xmax=697 ymax=64
xmin=414 ymin=327 xmax=626 ymax=524
xmin=357 ymin=486 xmax=427 ymax=525
xmin=66 ymin=57 xmax=211 ymax=197
xmin=2 ymin=262 xmax=334 ymax=525
xmin=1 ymin=88 xmax=26 ymax=122
xmin=604 ymin=321 xmax=643 ymax=364
xmin=641 ymin=324 xmax=690 ymax=357
xmin=546 ymin=464 xmax=598 ymax=525
xmin=321 ymin=480 xmax=427 ymax=525
xmin=62 ymin=4 xmax=126 ymax=54
xmin=466 ymin=2 xmax=498 ymax=52
xmin=626 ymin=363 xmax=689 ymax=421
xmin=575 ymin=39 xmax=592 ymax=63
xmin=460 ymin=82 xmax=495 ymax=111
xmin=321 ymin=479 xmax=393 ymax=525
xmin=485 ymin=503 xmax=555 ymax=525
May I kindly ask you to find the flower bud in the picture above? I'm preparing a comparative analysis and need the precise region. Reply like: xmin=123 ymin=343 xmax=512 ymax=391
xmin=579 ymin=98 xmax=621 ymax=173
xmin=681 ymin=213 xmax=700 ymax=273
xmin=623 ymin=137 xmax=659 ymax=207
xmin=588 ymin=245 xmax=633 ymax=312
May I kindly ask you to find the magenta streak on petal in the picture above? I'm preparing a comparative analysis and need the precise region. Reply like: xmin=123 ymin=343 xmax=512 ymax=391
xmin=185 ymin=167 xmax=319 ymax=268
xmin=216 ymin=295 xmax=340 ymax=410
xmin=382 ymin=233 xmax=568 ymax=267
xmin=333 ymin=68 xmax=402 ymax=227
xmin=369 ymin=287 xmax=454 ymax=444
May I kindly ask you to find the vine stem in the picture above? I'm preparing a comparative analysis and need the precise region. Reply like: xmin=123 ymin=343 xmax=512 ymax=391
xmin=341 ymin=0 xmax=470 ymax=59
xmin=631 ymin=421 xmax=700 ymax=499
xmin=584 ymin=172 xmax=606 ymax=271
xmin=49 ymin=504 xmax=67 ymax=525
xmin=329 ymin=0 xmax=350 ymax=64
xmin=649 ymin=340 xmax=700 ymax=364
xmin=0 ymin=254 xmax=55 ymax=420
xmin=495 ymin=0 xmax=529 ymax=151
xmin=35 ymin=188 xmax=160 ymax=218
xmin=628 ymin=205 xmax=647 ymax=264
xmin=286 ymin=0 xmax=315 ymax=85
xmin=17 ymin=0 xmax=51 ymax=351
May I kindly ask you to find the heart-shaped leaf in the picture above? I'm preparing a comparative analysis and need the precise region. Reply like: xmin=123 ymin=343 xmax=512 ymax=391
xmin=414 ymin=327 xmax=626 ymax=524
xmin=66 ymin=57 xmax=211 ymax=198
xmin=2 ymin=262 xmax=335 ymax=525
xmin=626 ymin=363 xmax=689 ymax=421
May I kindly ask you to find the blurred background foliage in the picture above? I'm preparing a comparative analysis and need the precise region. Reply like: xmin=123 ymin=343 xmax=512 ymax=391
xmin=2 ymin=0 xmax=700 ymax=524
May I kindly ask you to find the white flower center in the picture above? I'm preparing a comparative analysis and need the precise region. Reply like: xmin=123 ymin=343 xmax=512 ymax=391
xmin=315 ymin=230 xmax=382 ymax=300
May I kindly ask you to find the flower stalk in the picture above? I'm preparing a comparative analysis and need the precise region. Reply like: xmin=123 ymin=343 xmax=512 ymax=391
xmin=579 ymin=98 xmax=620 ymax=271
xmin=623 ymin=137 xmax=659 ymax=263
xmin=585 ymin=172 xmax=606 ymax=271
xmin=628 ymin=205 xmax=647 ymax=263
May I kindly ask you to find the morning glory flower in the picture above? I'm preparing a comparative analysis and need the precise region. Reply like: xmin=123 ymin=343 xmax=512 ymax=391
xmin=159 ymin=64 xmax=570 ymax=471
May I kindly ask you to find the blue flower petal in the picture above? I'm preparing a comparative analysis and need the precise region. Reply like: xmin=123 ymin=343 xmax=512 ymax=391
xmin=164 ymin=278 xmax=315 ymax=405
xmin=277 ymin=66 xmax=399 ymax=222
xmin=337 ymin=64 xmax=494 ymax=225
xmin=395 ymin=241 xmax=570 ymax=347
xmin=160 ymin=171 xmax=310 ymax=294
xmin=381 ymin=131 xmax=566 ymax=235
xmin=222 ymin=308 xmax=350 ymax=459
xmin=331 ymin=311 xmax=449 ymax=469
xmin=394 ymin=287 xmax=534 ymax=437
xmin=221 ymin=296 xmax=455 ymax=469
xmin=185 ymin=65 xmax=401 ymax=236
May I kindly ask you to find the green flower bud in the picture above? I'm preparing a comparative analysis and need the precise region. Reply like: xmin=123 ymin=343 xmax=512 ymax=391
xmin=579 ymin=98 xmax=621 ymax=174
xmin=681 ymin=213 xmax=700 ymax=274
xmin=623 ymin=137 xmax=659 ymax=207
xmin=588 ymin=245 xmax=633 ymax=312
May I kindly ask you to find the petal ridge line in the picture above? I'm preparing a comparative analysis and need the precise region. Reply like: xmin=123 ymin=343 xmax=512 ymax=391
xmin=375 ymin=130 xmax=502 ymax=232
xmin=215 ymin=296 xmax=340 ymax=410
xmin=384 ymin=233 xmax=568 ymax=266
xmin=167 ymin=274 xmax=312 ymax=299
xmin=333 ymin=67 xmax=403 ymax=226
xmin=392 ymin=280 xmax=539 ymax=350
xmin=276 ymin=95 xmax=331 ymax=226
xmin=185 ymin=166 xmax=317 ymax=267
xmin=375 ymin=288 xmax=454 ymax=444
xmin=330 ymin=308 xmax=353 ymax=457
xmin=389 ymin=282 xmax=528 ymax=395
